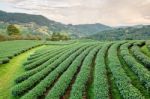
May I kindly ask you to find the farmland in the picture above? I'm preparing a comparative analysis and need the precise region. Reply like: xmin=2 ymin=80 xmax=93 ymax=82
xmin=0 ymin=40 xmax=150 ymax=99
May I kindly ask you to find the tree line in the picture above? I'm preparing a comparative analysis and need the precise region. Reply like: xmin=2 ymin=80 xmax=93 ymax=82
xmin=0 ymin=24 xmax=71 ymax=41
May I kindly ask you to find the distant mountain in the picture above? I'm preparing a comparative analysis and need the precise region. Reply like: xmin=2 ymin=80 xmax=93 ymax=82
xmin=1 ymin=10 xmax=150 ymax=40
xmin=89 ymin=25 xmax=150 ymax=40
xmin=0 ymin=10 xmax=111 ymax=38
xmin=73 ymin=23 xmax=111 ymax=35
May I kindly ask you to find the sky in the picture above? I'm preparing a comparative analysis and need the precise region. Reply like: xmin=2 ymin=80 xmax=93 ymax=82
xmin=0 ymin=0 xmax=150 ymax=26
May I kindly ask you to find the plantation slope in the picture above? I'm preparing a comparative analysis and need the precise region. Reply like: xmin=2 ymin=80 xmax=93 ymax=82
xmin=0 ymin=45 xmax=45 ymax=99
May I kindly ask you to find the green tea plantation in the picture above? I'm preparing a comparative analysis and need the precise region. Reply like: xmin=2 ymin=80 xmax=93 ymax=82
xmin=0 ymin=40 xmax=150 ymax=99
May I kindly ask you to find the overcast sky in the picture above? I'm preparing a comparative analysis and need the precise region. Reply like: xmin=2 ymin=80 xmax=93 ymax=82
xmin=0 ymin=0 xmax=150 ymax=26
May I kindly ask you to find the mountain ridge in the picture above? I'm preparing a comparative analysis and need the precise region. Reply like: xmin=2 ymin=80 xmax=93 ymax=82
xmin=0 ymin=10 xmax=111 ymax=37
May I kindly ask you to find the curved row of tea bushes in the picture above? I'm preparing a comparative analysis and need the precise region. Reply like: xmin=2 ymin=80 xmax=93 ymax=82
xmin=45 ymin=40 xmax=76 ymax=45
xmin=27 ymin=47 xmax=57 ymax=60
xmin=24 ymin=47 xmax=60 ymax=65
xmin=23 ymin=46 xmax=69 ymax=67
xmin=131 ymin=45 xmax=150 ymax=69
xmin=12 ymin=44 xmax=88 ymax=97
xmin=69 ymin=46 xmax=101 ymax=99
xmin=108 ymin=43 xmax=144 ymax=99
xmin=21 ymin=45 xmax=95 ymax=99
xmin=23 ymin=45 xmax=73 ymax=71
xmin=28 ymin=46 xmax=60 ymax=58
xmin=93 ymin=43 xmax=112 ymax=99
xmin=120 ymin=43 xmax=150 ymax=91
xmin=26 ymin=46 xmax=66 ymax=61
xmin=15 ymin=47 xmax=70 ymax=83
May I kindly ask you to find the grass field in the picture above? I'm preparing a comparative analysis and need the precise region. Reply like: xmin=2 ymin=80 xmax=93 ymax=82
xmin=0 ymin=40 xmax=150 ymax=99
xmin=0 ymin=45 xmax=45 ymax=99
xmin=0 ymin=40 xmax=43 ymax=64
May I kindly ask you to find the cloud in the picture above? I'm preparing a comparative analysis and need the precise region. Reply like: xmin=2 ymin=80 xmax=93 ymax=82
xmin=0 ymin=0 xmax=150 ymax=26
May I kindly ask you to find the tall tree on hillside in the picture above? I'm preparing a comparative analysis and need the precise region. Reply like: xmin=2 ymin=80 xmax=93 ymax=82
xmin=7 ymin=24 xmax=20 ymax=35
xmin=51 ymin=32 xmax=60 ymax=41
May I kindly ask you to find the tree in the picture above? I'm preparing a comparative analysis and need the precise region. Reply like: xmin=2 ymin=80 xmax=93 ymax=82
xmin=51 ymin=32 xmax=70 ymax=41
xmin=7 ymin=24 xmax=20 ymax=35
xmin=51 ymin=32 xmax=60 ymax=41
xmin=60 ymin=34 xmax=71 ymax=40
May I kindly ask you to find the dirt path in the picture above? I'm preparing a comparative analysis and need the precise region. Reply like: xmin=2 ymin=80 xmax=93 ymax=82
xmin=0 ymin=45 xmax=45 ymax=99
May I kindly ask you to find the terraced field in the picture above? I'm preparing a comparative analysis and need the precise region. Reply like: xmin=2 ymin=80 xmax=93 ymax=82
xmin=0 ymin=40 xmax=150 ymax=99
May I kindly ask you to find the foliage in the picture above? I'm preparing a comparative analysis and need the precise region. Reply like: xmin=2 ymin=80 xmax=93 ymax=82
xmin=93 ymin=43 xmax=111 ymax=99
xmin=15 ymin=47 xmax=68 ymax=83
xmin=131 ymin=45 xmax=150 ymax=69
xmin=23 ymin=47 xmax=69 ymax=70
xmin=120 ymin=43 xmax=150 ymax=91
xmin=21 ymin=45 xmax=89 ymax=99
xmin=50 ymin=32 xmax=71 ymax=41
xmin=45 ymin=46 xmax=94 ymax=99
xmin=12 ymin=45 xmax=84 ymax=96
xmin=69 ymin=46 xmax=100 ymax=99
xmin=7 ymin=24 xmax=20 ymax=35
xmin=108 ymin=42 xmax=145 ymax=99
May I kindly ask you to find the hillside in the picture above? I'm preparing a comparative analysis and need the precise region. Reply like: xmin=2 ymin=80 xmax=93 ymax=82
xmin=2 ymin=10 xmax=150 ymax=40
xmin=73 ymin=23 xmax=111 ymax=35
xmin=0 ymin=10 xmax=68 ymax=34
xmin=0 ymin=22 xmax=52 ymax=36
xmin=0 ymin=10 xmax=111 ymax=38
xmin=89 ymin=25 xmax=150 ymax=40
